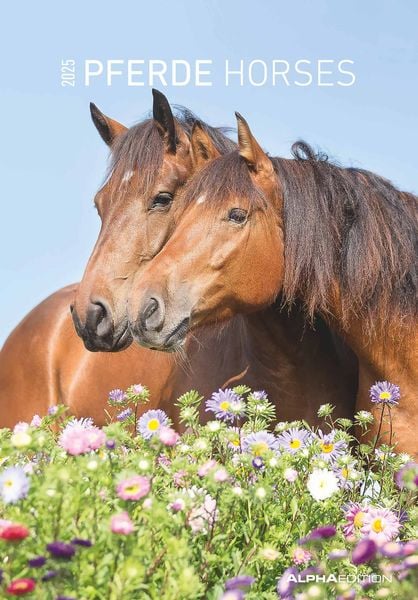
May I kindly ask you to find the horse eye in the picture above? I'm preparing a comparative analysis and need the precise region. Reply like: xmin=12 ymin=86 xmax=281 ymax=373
xmin=228 ymin=208 xmax=248 ymax=224
xmin=150 ymin=192 xmax=173 ymax=210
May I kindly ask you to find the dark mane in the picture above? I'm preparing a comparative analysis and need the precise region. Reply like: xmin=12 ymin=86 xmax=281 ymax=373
xmin=107 ymin=107 xmax=235 ymax=194
xmin=273 ymin=141 xmax=418 ymax=327
xmin=180 ymin=144 xmax=417 ymax=328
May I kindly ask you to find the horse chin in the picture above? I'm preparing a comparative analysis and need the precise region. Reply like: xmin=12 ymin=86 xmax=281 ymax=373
xmin=132 ymin=317 xmax=190 ymax=353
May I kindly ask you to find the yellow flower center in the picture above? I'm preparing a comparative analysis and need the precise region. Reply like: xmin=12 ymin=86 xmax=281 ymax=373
xmin=321 ymin=443 xmax=334 ymax=453
xmin=354 ymin=511 xmax=365 ymax=528
xmin=147 ymin=419 xmax=160 ymax=431
xmin=231 ymin=437 xmax=240 ymax=447
xmin=372 ymin=518 xmax=383 ymax=533
xmin=252 ymin=441 xmax=269 ymax=456
xmin=290 ymin=439 xmax=301 ymax=449
xmin=219 ymin=401 xmax=230 ymax=411
xmin=14 ymin=583 xmax=29 ymax=591
xmin=379 ymin=391 xmax=391 ymax=400
xmin=341 ymin=467 xmax=349 ymax=479
xmin=4 ymin=479 xmax=13 ymax=488
xmin=125 ymin=484 xmax=139 ymax=494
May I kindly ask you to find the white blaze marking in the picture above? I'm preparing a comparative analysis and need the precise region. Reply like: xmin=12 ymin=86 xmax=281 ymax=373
xmin=196 ymin=194 xmax=206 ymax=205
xmin=121 ymin=170 xmax=134 ymax=183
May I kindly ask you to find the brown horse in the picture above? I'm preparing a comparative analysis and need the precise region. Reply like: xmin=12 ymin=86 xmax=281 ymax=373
xmin=0 ymin=93 xmax=356 ymax=428
xmin=128 ymin=114 xmax=417 ymax=455
xmin=0 ymin=91 xmax=234 ymax=427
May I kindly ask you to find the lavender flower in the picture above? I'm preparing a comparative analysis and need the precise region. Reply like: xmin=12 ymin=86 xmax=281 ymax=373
xmin=316 ymin=430 xmax=348 ymax=463
xmin=205 ymin=389 xmax=245 ymax=422
xmin=137 ymin=409 xmax=169 ymax=439
xmin=108 ymin=388 xmax=127 ymax=403
xmin=242 ymin=431 xmax=280 ymax=456
xmin=277 ymin=427 xmax=310 ymax=453
xmin=370 ymin=381 xmax=400 ymax=406
xmin=117 ymin=408 xmax=133 ymax=422
xmin=277 ymin=566 xmax=298 ymax=598
xmin=0 ymin=466 xmax=30 ymax=504
xmin=225 ymin=575 xmax=255 ymax=590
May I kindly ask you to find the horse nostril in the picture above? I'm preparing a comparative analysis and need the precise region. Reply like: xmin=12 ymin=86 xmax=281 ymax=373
xmin=86 ymin=299 xmax=113 ymax=339
xmin=140 ymin=296 xmax=165 ymax=331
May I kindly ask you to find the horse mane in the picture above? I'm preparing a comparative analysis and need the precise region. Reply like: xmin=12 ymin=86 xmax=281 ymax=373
xmin=180 ymin=145 xmax=417 ymax=329
xmin=106 ymin=106 xmax=236 ymax=195
xmin=272 ymin=142 xmax=418 ymax=329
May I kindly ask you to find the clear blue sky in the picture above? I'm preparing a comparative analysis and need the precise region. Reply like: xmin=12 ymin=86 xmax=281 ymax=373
xmin=1 ymin=0 xmax=417 ymax=344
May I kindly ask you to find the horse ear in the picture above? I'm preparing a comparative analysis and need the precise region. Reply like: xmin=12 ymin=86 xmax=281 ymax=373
xmin=191 ymin=122 xmax=220 ymax=169
xmin=235 ymin=112 xmax=273 ymax=174
xmin=152 ymin=88 xmax=176 ymax=153
xmin=90 ymin=103 xmax=127 ymax=147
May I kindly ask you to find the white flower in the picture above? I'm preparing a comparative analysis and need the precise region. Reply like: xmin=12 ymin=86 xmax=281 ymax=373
xmin=11 ymin=431 xmax=32 ymax=448
xmin=138 ymin=459 xmax=150 ymax=471
xmin=307 ymin=468 xmax=339 ymax=501
xmin=255 ymin=487 xmax=267 ymax=499
xmin=206 ymin=421 xmax=221 ymax=432
xmin=232 ymin=486 xmax=243 ymax=496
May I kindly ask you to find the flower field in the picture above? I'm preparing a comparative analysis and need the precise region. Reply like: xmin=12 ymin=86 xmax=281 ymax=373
xmin=0 ymin=384 xmax=417 ymax=599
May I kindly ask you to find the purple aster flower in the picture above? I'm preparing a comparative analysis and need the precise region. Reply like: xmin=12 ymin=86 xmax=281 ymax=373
xmin=0 ymin=466 xmax=30 ymax=504
xmin=137 ymin=409 xmax=169 ymax=439
xmin=108 ymin=388 xmax=127 ymax=403
xmin=369 ymin=381 xmax=400 ymax=406
xmin=48 ymin=406 xmax=58 ymax=416
xmin=252 ymin=390 xmax=268 ymax=401
xmin=315 ymin=430 xmax=348 ymax=463
xmin=42 ymin=570 xmax=59 ymax=581
xmin=55 ymin=597 xmax=77 ymax=600
xmin=205 ymin=389 xmax=245 ymax=422
xmin=225 ymin=575 xmax=255 ymax=590
xmin=106 ymin=439 xmax=116 ymax=449
xmin=395 ymin=462 xmax=418 ymax=491
xmin=242 ymin=431 xmax=280 ymax=456
xmin=380 ymin=541 xmax=404 ymax=558
xmin=71 ymin=538 xmax=92 ymax=547
xmin=252 ymin=457 xmax=264 ymax=470
xmin=300 ymin=525 xmax=336 ymax=545
xmin=28 ymin=556 xmax=47 ymax=568
xmin=47 ymin=542 xmax=76 ymax=559
xmin=352 ymin=538 xmax=377 ymax=565
xmin=117 ymin=408 xmax=132 ymax=422
xmin=277 ymin=427 xmax=310 ymax=453
xmin=64 ymin=417 xmax=94 ymax=430
xmin=277 ymin=566 xmax=299 ymax=598
xmin=328 ymin=548 xmax=348 ymax=560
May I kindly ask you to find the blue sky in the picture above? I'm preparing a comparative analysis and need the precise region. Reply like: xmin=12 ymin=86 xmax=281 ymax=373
xmin=1 ymin=0 xmax=417 ymax=343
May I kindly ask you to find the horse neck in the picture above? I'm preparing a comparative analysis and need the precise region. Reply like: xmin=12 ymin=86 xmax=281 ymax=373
xmin=231 ymin=304 xmax=357 ymax=422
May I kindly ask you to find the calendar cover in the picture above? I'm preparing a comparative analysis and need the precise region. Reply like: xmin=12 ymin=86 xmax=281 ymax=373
xmin=0 ymin=2 xmax=417 ymax=599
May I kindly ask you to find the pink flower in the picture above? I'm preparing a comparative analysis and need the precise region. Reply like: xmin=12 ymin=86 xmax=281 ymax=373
xmin=59 ymin=428 xmax=90 ymax=456
xmin=173 ymin=470 xmax=187 ymax=487
xmin=342 ymin=502 xmax=369 ymax=538
xmin=110 ymin=512 xmax=134 ymax=535
xmin=292 ymin=547 xmax=312 ymax=565
xmin=13 ymin=422 xmax=29 ymax=434
xmin=284 ymin=468 xmax=298 ymax=483
xmin=85 ymin=427 xmax=106 ymax=450
xmin=116 ymin=475 xmax=151 ymax=501
xmin=169 ymin=498 xmax=186 ymax=512
xmin=198 ymin=460 xmax=217 ymax=477
xmin=188 ymin=494 xmax=218 ymax=534
xmin=159 ymin=426 xmax=179 ymax=446
xmin=30 ymin=415 xmax=42 ymax=428
xmin=213 ymin=467 xmax=229 ymax=482
xmin=361 ymin=507 xmax=401 ymax=546
xmin=59 ymin=420 xmax=106 ymax=455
